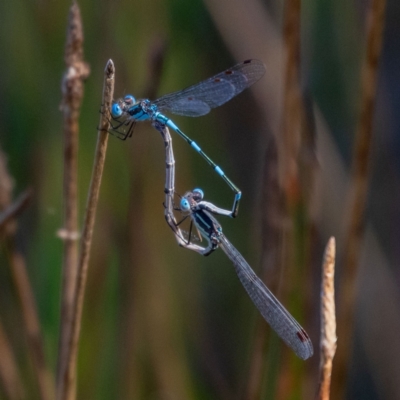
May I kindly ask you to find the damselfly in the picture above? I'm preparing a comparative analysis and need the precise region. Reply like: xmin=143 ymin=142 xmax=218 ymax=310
xmin=168 ymin=188 xmax=313 ymax=360
xmin=110 ymin=59 xmax=266 ymax=218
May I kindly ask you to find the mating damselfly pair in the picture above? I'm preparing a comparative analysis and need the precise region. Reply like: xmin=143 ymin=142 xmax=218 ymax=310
xmin=110 ymin=59 xmax=265 ymax=217
xmin=109 ymin=59 xmax=313 ymax=360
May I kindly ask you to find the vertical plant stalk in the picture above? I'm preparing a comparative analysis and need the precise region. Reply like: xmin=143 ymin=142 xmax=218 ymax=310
xmin=281 ymin=0 xmax=302 ymax=203
xmin=245 ymin=138 xmax=284 ymax=400
xmin=0 ymin=321 xmax=24 ymax=400
xmin=5 ymin=239 xmax=56 ymax=400
xmin=0 ymin=151 xmax=24 ymax=400
xmin=143 ymin=38 xmax=168 ymax=100
xmin=0 ymin=170 xmax=27 ymax=400
xmin=0 ymin=190 xmax=32 ymax=229
xmin=335 ymin=0 xmax=386 ymax=393
xmin=57 ymin=1 xmax=90 ymax=392
xmin=57 ymin=59 xmax=114 ymax=400
xmin=0 ymin=151 xmax=55 ymax=400
xmin=277 ymin=0 xmax=310 ymax=399
xmin=0 ymin=149 xmax=54 ymax=400
xmin=315 ymin=237 xmax=337 ymax=400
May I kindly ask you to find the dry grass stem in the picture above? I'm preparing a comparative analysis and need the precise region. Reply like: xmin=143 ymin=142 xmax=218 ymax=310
xmin=281 ymin=0 xmax=302 ymax=202
xmin=5 ymin=240 xmax=56 ymax=400
xmin=0 ymin=320 xmax=25 ymax=400
xmin=335 ymin=0 xmax=387 ymax=393
xmin=57 ymin=59 xmax=114 ymax=400
xmin=57 ymin=1 xmax=90 ymax=392
xmin=0 ymin=147 xmax=55 ymax=400
xmin=0 ymin=147 xmax=13 ymax=209
xmin=245 ymin=138 xmax=283 ymax=400
xmin=277 ymin=1 xmax=312 ymax=398
xmin=143 ymin=38 xmax=168 ymax=99
xmin=0 ymin=189 xmax=32 ymax=231
xmin=315 ymin=237 xmax=337 ymax=400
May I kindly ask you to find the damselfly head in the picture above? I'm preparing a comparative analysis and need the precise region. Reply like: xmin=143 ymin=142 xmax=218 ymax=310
xmin=111 ymin=103 xmax=123 ymax=118
xmin=124 ymin=95 xmax=136 ymax=105
xmin=192 ymin=188 xmax=204 ymax=201
xmin=111 ymin=95 xmax=137 ymax=118
xmin=180 ymin=190 xmax=201 ymax=211
xmin=180 ymin=197 xmax=191 ymax=211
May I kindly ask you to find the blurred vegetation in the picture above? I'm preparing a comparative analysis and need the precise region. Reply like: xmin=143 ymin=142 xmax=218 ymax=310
xmin=0 ymin=0 xmax=399 ymax=399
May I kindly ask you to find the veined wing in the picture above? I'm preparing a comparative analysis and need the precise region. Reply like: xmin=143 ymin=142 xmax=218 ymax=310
xmin=153 ymin=59 xmax=266 ymax=117
xmin=218 ymin=235 xmax=313 ymax=360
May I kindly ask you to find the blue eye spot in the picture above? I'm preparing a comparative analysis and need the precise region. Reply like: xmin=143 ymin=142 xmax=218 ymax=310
xmin=111 ymin=103 xmax=122 ymax=118
xmin=193 ymin=188 xmax=204 ymax=200
xmin=180 ymin=198 xmax=190 ymax=211
xmin=124 ymin=95 xmax=136 ymax=105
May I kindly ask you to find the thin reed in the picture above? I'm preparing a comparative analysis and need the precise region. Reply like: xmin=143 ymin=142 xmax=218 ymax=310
xmin=57 ymin=2 xmax=89 ymax=395
xmin=57 ymin=60 xmax=114 ymax=400
xmin=316 ymin=237 xmax=337 ymax=400
xmin=0 ymin=150 xmax=54 ymax=400
xmin=334 ymin=0 xmax=387 ymax=396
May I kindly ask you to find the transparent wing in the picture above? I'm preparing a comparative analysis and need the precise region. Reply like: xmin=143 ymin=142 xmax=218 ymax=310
xmin=219 ymin=235 xmax=313 ymax=360
xmin=153 ymin=59 xmax=266 ymax=117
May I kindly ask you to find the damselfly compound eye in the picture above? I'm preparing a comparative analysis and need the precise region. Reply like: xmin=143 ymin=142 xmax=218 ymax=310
xmin=124 ymin=95 xmax=136 ymax=105
xmin=111 ymin=103 xmax=122 ymax=118
xmin=180 ymin=198 xmax=190 ymax=211
xmin=193 ymin=188 xmax=204 ymax=200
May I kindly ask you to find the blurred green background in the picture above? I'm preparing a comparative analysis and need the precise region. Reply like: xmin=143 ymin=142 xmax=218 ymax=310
xmin=1 ymin=0 xmax=400 ymax=399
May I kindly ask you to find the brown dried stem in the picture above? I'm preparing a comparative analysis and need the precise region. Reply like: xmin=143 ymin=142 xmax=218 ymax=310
xmin=5 ymin=239 xmax=55 ymax=400
xmin=0 ymin=148 xmax=54 ymax=400
xmin=245 ymin=138 xmax=284 ymax=400
xmin=335 ymin=0 xmax=386 ymax=393
xmin=0 ymin=189 xmax=32 ymax=231
xmin=0 ymin=321 xmax=24 ymax=400
xmin=57 ymin=59 xmax=114 ymax=400
xmin=281 ymin=0 xmax=302 ymax=202
xmin=143 ymin=37 xmax=168 ymax=100
xmin=315 ymin=237 xmax=337 ymax=400
xmin=276 ymin=1 xmax=311 ymax=398
xmin=57 ymin=1 xmax=90 ymax=392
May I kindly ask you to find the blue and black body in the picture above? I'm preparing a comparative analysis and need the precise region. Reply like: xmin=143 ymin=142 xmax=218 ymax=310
xmin=177 ymin=188 xmax=229 ymax=256
xmin=109 ymin=59 xmax=266 ymax=218
xmin=173 ymin=189 xmax=313 ymax=360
